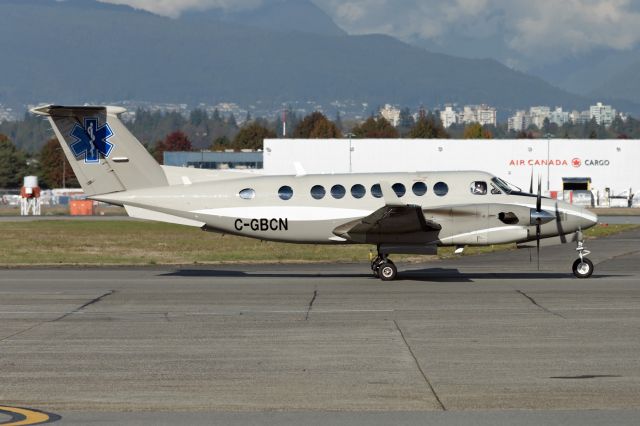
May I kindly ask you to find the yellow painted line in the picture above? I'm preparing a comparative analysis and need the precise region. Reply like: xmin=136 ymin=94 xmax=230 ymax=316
xmin=0 ymin=406 xmax=58 ymax=425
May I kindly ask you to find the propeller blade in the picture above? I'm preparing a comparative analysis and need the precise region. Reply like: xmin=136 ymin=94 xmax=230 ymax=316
xmin=529 ymin=169 xmax=534 ymax=194
xmin=556 ymin=202 xmax=566 ymax=244
xmin=536 ymin=224 xmax=541 ymax=271
xmin=536 ymin=176 xmax=542 ymax=212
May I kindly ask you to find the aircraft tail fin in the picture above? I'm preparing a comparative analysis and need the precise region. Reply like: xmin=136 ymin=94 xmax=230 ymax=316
xmin=31 ymin=105 xmax=168 ymax=196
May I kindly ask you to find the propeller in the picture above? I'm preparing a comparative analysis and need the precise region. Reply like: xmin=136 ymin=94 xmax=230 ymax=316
xmin=556 ymin=202 xmax=566 ymax=244
xmin=536 ymin=177 xmax=542 ymax=269
xmin=533 ymin=176 xmax=543 ymax=270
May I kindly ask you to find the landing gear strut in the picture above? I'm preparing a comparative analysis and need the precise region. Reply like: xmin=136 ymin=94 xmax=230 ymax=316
xmin=370 ymin=250 xmax=398 ymax=281
xmin=572 ymin=232 xmax=594 ymax=279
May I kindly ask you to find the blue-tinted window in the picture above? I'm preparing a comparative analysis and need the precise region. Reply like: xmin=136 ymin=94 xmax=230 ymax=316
xmin=351 ymin=184 xmax=366 ymax=199
xmin=434 ymin=182 xmax=449 ymax=197
xmin=412 ymin=182 xmax=427 ymax=196
xmin=278 ymin=185 xmax=294 ymax=200
xmin=310 ymin=185 xmax=326 ymax=200
xmin=331 ymin=185 xmax=346 ymax=199
xmin=371 ymin=184 xmax=383 ymax=198
xmin=392 ymin=183 xmax=406 ymax=197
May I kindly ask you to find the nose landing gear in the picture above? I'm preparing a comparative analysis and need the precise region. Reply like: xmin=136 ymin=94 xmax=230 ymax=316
xmin=572 ymin=232 xmax=594 ymax=279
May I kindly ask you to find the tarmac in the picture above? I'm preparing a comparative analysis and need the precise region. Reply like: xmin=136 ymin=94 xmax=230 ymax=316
xmin=1 ymin=229 xmax=640 ymax=425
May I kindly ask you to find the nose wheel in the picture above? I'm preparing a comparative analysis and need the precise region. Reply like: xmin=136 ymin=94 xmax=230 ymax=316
xmin=572 ymin=235 xmax=594 ymax=279
xmin=371 ymin=254 xmax=398 ymax=281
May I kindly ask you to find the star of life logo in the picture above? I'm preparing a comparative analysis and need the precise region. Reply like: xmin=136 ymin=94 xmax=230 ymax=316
xmin=69 ymin=117 xmax=114 ymax=164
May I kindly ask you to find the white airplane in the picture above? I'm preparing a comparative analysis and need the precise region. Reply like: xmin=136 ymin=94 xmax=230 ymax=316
xmin=32 ymin=105 xmax=598 ymax=280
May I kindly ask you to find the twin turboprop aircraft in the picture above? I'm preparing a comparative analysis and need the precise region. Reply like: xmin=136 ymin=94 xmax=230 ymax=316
xmin=32 ymin=105 xmax=598 ymax=280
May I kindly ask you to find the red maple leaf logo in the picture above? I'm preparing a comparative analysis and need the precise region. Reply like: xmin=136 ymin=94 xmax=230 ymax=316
xmin=572 ymin=158 xmax=582 ymax=168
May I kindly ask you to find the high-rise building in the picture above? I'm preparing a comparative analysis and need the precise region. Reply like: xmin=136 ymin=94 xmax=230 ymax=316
xmin=529 ymin=106 xmax=551 ymax=129
xmin=508 ymin=111 xmax=530 ymax=132
xmin=590 ymin=102 xmax=616 ymax=127
xmin=461 ymin=104 xmax=496 ymax=126
xmin=549 ymin=107 xmax=569 ymax=126
xmin=439 ymin=106 xmax=458 ymax=128
xmin=379 ymin=104 xmax=401 ymax=127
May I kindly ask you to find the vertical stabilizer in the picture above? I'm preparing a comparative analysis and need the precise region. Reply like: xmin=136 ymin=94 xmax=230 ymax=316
xmin=31 ymin=105 xmax=168 ymax=196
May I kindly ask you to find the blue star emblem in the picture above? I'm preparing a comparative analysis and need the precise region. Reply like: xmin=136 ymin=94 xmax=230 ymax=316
xmin=69 ymin=117 xmax=115 ymax=164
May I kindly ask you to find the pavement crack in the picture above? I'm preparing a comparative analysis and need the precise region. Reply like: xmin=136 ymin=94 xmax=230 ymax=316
xmin=394 ymin=320 xmax=446 ymax=411
xmin=0 ymin=290 xmax=116 ymax=343
xmin=516 ymin=290 xmax=566 ymax=319
xmin=305 ymin=290 xmax=318 ymax=321
xmin=52 ymin=290 xmax=116 ymax=322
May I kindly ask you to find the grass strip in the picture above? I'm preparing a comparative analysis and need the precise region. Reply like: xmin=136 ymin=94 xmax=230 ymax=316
xmin=0 ymin=221 xmax=636 ymax=266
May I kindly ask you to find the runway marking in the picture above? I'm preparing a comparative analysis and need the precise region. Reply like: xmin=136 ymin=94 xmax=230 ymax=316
xmin=0 ymin=406 xmax=60 ymax=425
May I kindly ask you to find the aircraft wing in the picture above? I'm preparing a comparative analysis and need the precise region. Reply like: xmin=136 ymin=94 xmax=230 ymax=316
xmin=333 ymin=205 xmax=441 ymax=242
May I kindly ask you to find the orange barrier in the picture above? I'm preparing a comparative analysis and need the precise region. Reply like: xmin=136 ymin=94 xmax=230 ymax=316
xmin=69 ymin=200 xmax=95 ymax=216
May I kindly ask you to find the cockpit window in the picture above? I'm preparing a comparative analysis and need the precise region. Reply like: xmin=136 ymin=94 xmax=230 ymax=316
xmin=470 ymin=181 xmax=487 ymax=195
xmin=491 ymin=177 xmax=521 ymax=194
xmin=239 ymin=188 xmax=256 ymax=200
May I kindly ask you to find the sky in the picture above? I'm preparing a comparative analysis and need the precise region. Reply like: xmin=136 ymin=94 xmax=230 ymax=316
xmin=101 ymin=0 xmax=640 ymax=70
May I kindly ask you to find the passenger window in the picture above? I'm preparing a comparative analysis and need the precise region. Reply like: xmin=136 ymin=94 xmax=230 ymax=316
xmin=351 ymin=184 xmax=366 ymax=199
xmin=470 ymin=181 xmax=487 ymax=195
xmin=392 ymin=183 xmax=406 ymax=197
xmin=310 ymin=185 xmax=326 ymax=200
xmin=371 ymin=184 xmax=383 ymax=198
xmin=412 ymin=182 xmax=427 ymax=196
xmin=278 ymin=185 xmax=293 ymax=201
xmin=434 ymin=182 xmax=449 ymax=197
xmin=331 ymin=184 xmax=346 ymax=199
xmin=239 ymin=188 xmax=255 ymax=200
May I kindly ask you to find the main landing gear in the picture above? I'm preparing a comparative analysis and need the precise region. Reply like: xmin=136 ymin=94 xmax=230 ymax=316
xmin=371 ymin=253 xmax=397 ymax=281
xmin=572 ymin=234 xmax=594 ymax=279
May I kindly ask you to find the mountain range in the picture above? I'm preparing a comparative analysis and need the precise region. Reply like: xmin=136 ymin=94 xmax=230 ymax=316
xmin=0 ymin=0 xmax=637 ymax=115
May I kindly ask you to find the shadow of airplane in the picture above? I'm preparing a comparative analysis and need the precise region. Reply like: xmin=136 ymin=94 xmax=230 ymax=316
xmin=161 ymin=268 xmax=625 ymax=283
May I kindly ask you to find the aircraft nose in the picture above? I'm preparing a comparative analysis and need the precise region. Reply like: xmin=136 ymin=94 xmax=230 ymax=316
xmin=577 ymin=207 xmax=598 ymax=230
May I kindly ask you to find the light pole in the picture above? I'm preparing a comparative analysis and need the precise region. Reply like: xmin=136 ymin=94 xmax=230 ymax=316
xmin=544 ymin=133 xmax=554 ymax=192
xmin=345 ymin=132 xmax=355 ymax=173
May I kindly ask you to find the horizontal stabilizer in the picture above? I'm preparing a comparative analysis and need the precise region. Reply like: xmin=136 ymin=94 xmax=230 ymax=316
xmin=124 ymin=206 xmax=205 ymax=228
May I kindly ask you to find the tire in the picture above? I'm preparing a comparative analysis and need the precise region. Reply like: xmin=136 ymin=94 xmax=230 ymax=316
xmin=572 ymin=258 xmax=594 ymax=279
xmin=379 ymin=262 xmax=398 ymax=281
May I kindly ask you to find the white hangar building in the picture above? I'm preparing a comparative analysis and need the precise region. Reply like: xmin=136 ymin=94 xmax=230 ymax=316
xmin=263 ymin=139 xmax=640 ymax=206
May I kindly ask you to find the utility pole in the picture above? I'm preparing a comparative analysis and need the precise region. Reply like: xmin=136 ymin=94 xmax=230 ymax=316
xmin=544 ymin=133 xmax=554 ymax=192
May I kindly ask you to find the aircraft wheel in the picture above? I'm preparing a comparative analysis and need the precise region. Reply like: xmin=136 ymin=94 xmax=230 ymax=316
xmin=372 ymin=266 xmax=380 ymax=278
xmin=572 ymin=258 xmax=594 ymax=279
xmin=379 ymin=262 xmax=398 ymax=281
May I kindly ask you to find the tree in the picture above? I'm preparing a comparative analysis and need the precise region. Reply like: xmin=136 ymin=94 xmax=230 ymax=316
xmin=398 ymin=107 xmax=414 ymax=129
xmin=211 ymin=136 xmax=231 ymax=151
xmin=407 ymin=114 xmax=449 ymax=138
xmin=154 ymin=131 xmax=192 ymax=164
xmin=352 ymin=116 xmax=399 ymax=138
xmin=232 ymin=122 xmax=276 ymax=150
xmin=463 ymin=122 xmax=493 ymax=139
xmin=334 ymin=111 xmax=343 ymax=132
xmin=516 ymin=130 xmax=534 ymax=139
xmin=293 ymin=112 xmax=342 ymax=138
xmin=0 ymin=134 xmax=28 ymax=188
xmin=38 ymin=138 xmax=78 ymax=188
